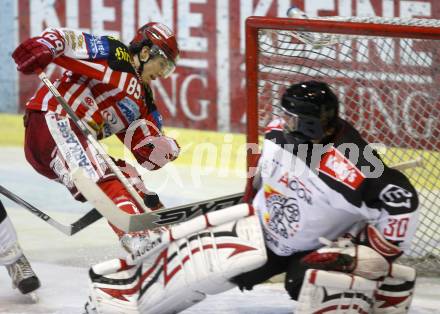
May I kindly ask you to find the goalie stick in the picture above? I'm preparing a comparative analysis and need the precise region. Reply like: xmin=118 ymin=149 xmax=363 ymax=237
xmin=389 ymin=156 xmax=423 ymax=171
xmin=0 ymin=185 xmax=102 ymax=236
xmin=71 ymin=168 xmax=243 ymax=232
xmin=0 ymin=179 xmax=242 ymax=234
xmin=72 ymin=157 xmax=424 ymax=232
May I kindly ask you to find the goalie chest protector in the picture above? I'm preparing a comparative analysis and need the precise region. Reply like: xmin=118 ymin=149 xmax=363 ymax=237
xmin=253 ymin=120 xmax=418 ymax=256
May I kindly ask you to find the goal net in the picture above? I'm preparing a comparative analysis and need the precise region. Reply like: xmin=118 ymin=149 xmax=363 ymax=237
xmin=245 ymin=16 xmax=440 ymax=275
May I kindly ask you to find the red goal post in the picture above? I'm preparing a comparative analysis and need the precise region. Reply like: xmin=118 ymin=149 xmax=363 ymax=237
xmin=245 ymin=16 xmax=440 ymax=275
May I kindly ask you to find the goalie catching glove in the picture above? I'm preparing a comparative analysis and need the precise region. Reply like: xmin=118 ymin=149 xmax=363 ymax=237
xmin=298 ymin=224 xmax=415 ymax=313
xmin=301 ymin=224 xmax=402 ymax=280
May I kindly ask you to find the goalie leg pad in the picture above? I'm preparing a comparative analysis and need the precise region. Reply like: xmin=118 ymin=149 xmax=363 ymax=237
xmin=87 ymin=214 xmax=267 ymax=314
xmin=373 ymin=264 xmax=416 ymax=314
xmin=296 ymin=269 xmax=379 ymax=314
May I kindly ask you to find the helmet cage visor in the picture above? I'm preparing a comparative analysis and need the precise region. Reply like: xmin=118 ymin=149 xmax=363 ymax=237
xmin=149 ymin=45 xmax=176 ymax=78
xmin=279 ymin=106 xmax=324 ymax=140
xmin=280 ymin=106 xmax=299 ymax=133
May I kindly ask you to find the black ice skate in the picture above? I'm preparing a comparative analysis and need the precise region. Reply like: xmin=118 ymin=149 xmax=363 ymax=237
xmin=6 ymin=254 xmax=41 ymax=300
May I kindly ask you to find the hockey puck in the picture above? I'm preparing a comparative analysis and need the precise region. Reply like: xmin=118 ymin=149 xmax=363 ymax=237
xmin=143 ymin=192 xmax=160 ymax=208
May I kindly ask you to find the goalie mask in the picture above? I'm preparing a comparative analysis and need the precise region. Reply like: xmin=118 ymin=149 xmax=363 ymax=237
xmin=279 ymin=81 xmax=339 ymax=144
xmin=129 ymin=23 xmax=180 ymax=78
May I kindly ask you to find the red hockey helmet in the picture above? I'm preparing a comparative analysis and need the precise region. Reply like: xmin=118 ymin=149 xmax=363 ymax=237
xmin=129 ymin=22 xmax=180 ymax=77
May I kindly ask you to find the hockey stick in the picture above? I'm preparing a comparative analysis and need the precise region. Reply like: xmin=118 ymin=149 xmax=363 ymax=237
xmin=71 ymin=168 xmax=243 ymax=232
xmin=389 ymin=157 xmax=423 ymax=171
xmin=37 ymin=70 xmax=150 ymax=214
xmin=72 ymin=157 xmax=424 ymax=232
xmin=0 ymin=185 xmax=102 ymax=236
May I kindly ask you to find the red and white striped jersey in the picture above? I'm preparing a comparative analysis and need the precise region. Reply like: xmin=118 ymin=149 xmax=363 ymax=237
xmin=25 ymin=28 xmax=165 ymax=165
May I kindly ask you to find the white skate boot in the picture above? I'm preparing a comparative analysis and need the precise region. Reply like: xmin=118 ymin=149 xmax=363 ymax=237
xmin=6 ymin=254 xmax=41 ymax=301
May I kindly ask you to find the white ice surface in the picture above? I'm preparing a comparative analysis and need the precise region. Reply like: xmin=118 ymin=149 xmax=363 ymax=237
xmin=0 ymin=147 xmax=439 ymax=313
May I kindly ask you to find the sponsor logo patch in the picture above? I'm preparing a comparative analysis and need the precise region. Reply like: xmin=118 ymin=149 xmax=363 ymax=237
xmin=115 ymin=47 xmax=131 ymax=62
xmin=84 ymin=34 xmax=109 ymax=59
xmin=277 ymin=172 xmax=312 ymax=205
xmin=263 ymin=185 xmax=300 ymax=239
xmin=117 ymin=97 xmax=140 ymax=124
xmin=101 ymin=107 xmax=124 ymax=135
xmin=83 ymin=96 xmax=96 ymax=108
xmin=102 ymin=108 xmax=118 ymax=125
xmin=150 ymin=110 xmax=163 ymax=130
xmin=318 ymin=147 xmax=365 ymax=190
xmin=77 ymin=34 xmax=85 ymax=48
xmin=379 ymin=184 xmax=413 ymax=208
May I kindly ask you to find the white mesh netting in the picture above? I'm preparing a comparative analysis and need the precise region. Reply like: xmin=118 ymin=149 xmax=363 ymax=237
xmin=253 ymin=17 xmax=440 ymax=275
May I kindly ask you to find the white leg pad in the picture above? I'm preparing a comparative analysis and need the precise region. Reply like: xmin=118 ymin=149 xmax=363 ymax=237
xmin=88 ymin=214 xmax=267 ymax=314
xmin=373 ymin=264 xmax=416 ymax=314
xmin=296 ymin=269 xmax=379 ymax=314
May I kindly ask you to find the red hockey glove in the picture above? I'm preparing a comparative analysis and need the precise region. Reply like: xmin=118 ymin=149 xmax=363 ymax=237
xmin=301 ymin=228 xmax=399 ymax=280
xmin=134 ymin=136 xmax=180 ymax=170
xmin=301 ymin=237 xmax=356 ymax=273
xmin=12 ymin=37 xmax=56 ymax=74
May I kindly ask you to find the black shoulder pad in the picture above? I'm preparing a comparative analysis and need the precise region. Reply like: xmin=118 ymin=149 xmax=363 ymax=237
xmin=107 ymin=38 xmax=136 ymax=74
xmin=363 ymin=167 xmax=419 ymax=215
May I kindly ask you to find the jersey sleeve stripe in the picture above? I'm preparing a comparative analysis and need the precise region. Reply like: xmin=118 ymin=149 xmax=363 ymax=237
xmin=118 ymin=72 xmax=128 ymax=91
xmin=102 ymin=67 xmax=113 ymax=84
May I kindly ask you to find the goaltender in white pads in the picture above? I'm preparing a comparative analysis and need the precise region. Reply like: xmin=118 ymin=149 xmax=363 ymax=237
xmin=84 ymin=203 xmax=267 ymax=314
xmin=83 ymin=204 xmax=417 ymax=314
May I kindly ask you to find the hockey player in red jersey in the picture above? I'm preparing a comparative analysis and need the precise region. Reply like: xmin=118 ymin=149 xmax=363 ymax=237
xmin=11 ymin=23 xmax=180 ymax=237
xmin=0 ymin=201 xmax=40 ymax=299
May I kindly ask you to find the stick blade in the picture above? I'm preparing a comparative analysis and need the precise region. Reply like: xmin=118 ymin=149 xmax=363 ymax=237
xmin=70 ymin=168 xmax=160 ymax=232
xmin=70 ymin=209 xmax=103 ymax=235
xmin=71 ymin=168 xmax=131 ymax=232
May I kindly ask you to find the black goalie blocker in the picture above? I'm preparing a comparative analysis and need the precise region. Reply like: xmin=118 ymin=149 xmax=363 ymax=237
xmin=279 ymin=81 xmax=339 ymax=144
